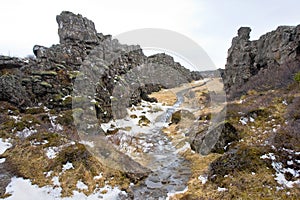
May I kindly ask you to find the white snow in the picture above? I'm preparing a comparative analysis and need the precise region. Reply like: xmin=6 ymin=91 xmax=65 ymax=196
xmin=31 ymin=140 xmax=48 ymax=146
xmin=9 ymin=115 xmax=21 ymax=123
xmin=239 ymin=117 xmax=248 ymax=125
xmin=174 ymin=142 xmax=190 ymax=154
xmin=217 ymin=187 xmax=228 ymax=192
xmin=166 ymin=187 xmax=188 ymax=200
xmin=0 ymin=158 xmax=6 ymax=163
xmin=62 ymin=162 xmax=74 ymax=171
xmin=0 ymin=138 xmax=12 ymax=154
xmin=79 ymin=140 xmax=94 ymax=148
xmin=46 ymin=147 xmax=59 ymax=159
xmin=45 ymin=142 xmax=76 ymax=159
xmin=260 ymin=153 xmax=276 ymax=160
xmin=61 ymin=95 xmax=71 ymax=101
xmin=282 ymin=100 xmax=288 ymax=105
xmin=101 ymin=100 xmax=172 ymax=155
xmin=261 ymin=152 xmax=300 ymax=188
xmin=4 ymin=177 xmax=126 ymax=200
xmin=287 ymin=160 xmax=294 ymax=165
xmin=16 ymin=127 xmax=37 ymax=138
xmin=45 ymin=171 xmax=52 ymax=178
xmin=48 ymin=114 xmax=63 ymax=132
xmin=76 ymin=181 xmax=88 ymax=190
xmin=93 ymin=173 xmax=103 ymax=180
xmin=198 ymin=175 xmax=208 ymax=184
xmin=52 ymin=176 xmax=60 ymax=186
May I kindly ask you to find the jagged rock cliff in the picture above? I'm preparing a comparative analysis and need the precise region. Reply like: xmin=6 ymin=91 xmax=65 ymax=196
xmin=224 ymin=25 xmax=300 ymax=98
xmin=0 ymin=11 xmax=201 ymax=122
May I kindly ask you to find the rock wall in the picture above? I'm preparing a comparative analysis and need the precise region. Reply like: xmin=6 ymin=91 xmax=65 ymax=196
xmin=224 ymin=25 xmax=300 ymax=98
xmin=0 ymin=11 xmax=201 ymax=122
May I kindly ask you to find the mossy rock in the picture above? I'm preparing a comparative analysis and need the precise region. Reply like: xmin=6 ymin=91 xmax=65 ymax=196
xmin=138 ymin=115 xmax=151 ymax=126
xmin=130 ymin=114 xmax=138 ymax=119
xmin=67 ymin=71 xmax=84 ymax=80
xmin=32 ymin=71 xmax=57 ymax=76
xmin=56 ymin=110 xmax=74 ymax=126
xmin=105 ymin=128 xmax=119 ymax=135
xmin=62 ymin=96 xmax=72 ymax=107
xmin=208 ymin=145 xmax=270 ymax=184
xmin=24 ymin=107 xmax=45 ymax=114
xmin=72 ymin=108 xmax=84 ymax=120
xmin=171 ymin=110 xmax=195 ymax=124
xmin=190 ymin=121 xmax=239 ymax=155
xmin=171 ymin=110 xmax=181 ymax=124
xmin=39 ymin=81 xmax=52 ymax=88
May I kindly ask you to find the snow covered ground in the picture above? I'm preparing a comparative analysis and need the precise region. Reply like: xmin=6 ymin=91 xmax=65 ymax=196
xmin=0 ymin=138 xmax=12 ymax=154
xmin=4 ymin=177 xmax=126 ymax=200
xmin=261 ymin=151 xmax=300 ymax=189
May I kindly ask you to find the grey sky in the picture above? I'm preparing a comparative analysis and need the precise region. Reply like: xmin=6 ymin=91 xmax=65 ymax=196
xmin=0 ymin=0 xmax=299 ymax=69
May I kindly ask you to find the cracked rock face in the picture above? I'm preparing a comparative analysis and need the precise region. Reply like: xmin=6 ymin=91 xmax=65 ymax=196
xmin=224 ymin=25 xmax=300 ymax=98
xmin=56 ymin=11 xmax=100 ymax=45
xmin=0 ymin=11 xmax=202 ymax=190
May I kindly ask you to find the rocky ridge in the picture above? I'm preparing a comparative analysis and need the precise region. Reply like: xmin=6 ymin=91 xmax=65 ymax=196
xmin=224 ymin=25 xmax=300 ymax=98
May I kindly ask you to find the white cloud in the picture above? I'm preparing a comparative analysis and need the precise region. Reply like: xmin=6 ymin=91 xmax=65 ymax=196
xmin=1 ymin=0 xmax=300 ymax=69
xmin=0 ymin=0 xmax=201 ymax=57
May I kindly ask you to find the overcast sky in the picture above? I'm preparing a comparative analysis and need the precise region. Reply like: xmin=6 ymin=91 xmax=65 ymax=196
xmin=0 ymin=0 xmax=299 ymax=69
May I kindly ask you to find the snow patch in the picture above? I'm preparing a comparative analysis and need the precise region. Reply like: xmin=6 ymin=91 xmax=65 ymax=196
xmin=217 ymin=187 xmax=228 ymax=192
xmin=0 ymin=138 xmax=12 ymax=154
xmin=166 ymin=187 xmax=188 ymax=200
xmin=79 ymin=140 xmax=94 ymax=148
xmin=62 ymin=162 xmax=74 ymax=171
xmin=198 ymin=175 xmax=208 ymax=184
xmin=46 ymin=147 xmax=59 ymax=159
xmin=93 ymin=173 xmax=103 ymax=180
xmin=52 ymin=176 xmax=60 ymax=186
xmin=76 ymin=181 xmax=88 ymax=190
xmin=4 ymin=177 xmax=126 ymax=200
xmin=16 ymin=127 xmax=37 ymax=138
xmin=261 ymin=152 xmax=300 ymax=188
xmin=239 ymin=117 xmax=248 ymax=125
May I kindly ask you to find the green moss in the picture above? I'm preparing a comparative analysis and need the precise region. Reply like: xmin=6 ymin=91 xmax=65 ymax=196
xmin=40 ymin=81 xmax=52 ymax=88
xmin=62 ymin=96 xmax=72 ymax=107
xmin=32 ymin=71 xmax=57 ymax=76
xmin=138 ymin=115 xmax=151 ymax=126
xmin=56 ymin=110 xmax=74 ymax=126
xmin=67 ymin=71 xmax=84 ymax=80
xmin=24 ymin=107 xmax=45 ymax=114
xmin=294 ymin=71 xmax=300 ymax=83
xmin=72 ymin=96 xmax=89 ymax=105
xmin=208 ymin=145 xmax=270 ymax=184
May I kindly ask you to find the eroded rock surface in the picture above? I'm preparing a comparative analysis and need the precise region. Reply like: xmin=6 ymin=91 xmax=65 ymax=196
xmin=224 ymin=25 xmax=300 ymax=98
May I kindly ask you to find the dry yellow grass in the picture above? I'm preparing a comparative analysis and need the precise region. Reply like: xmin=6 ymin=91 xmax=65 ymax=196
xmin=149 ymin=89 xmax=177 ymax=106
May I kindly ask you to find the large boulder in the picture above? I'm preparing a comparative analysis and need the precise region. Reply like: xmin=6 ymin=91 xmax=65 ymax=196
xmin=56 ymin=11 xmax=100 ymax=45
xmin=189 ymin=121 xmax=239 ymax=155
xmin=0 ymin=74 xmax=31 ymax=108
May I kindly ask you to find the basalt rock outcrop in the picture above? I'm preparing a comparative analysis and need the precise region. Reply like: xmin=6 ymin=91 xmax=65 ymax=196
xmin=0 ymin=11 xmax=202 ymax=189
xmin=0 ymin=11 xmax=201 ymax=119
xmin=223 ymin=25 xmax=300 ymax=99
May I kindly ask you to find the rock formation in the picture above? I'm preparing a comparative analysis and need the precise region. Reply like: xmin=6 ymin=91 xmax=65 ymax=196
xmin=0 ymin=11 xmax=201 ymax=119
xmin=0 ymin=11 xmax=202 ymax=192
xmin=223 ymin=25 xmax=300 ymax=98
